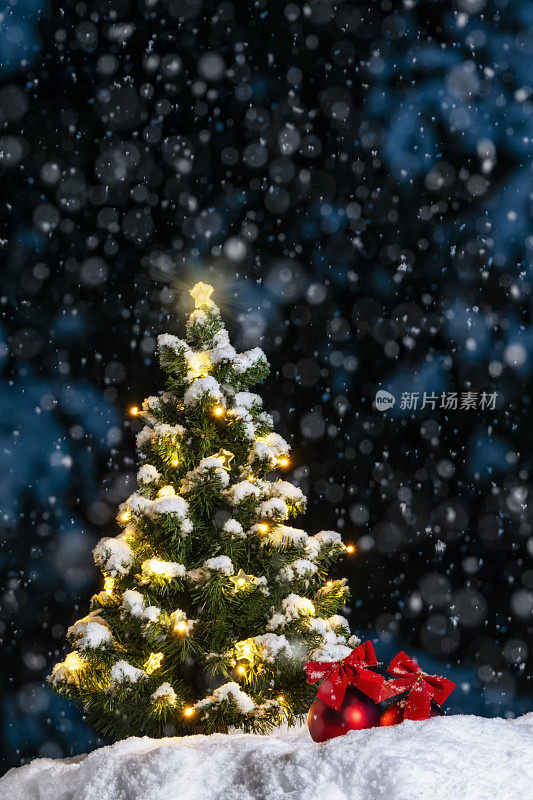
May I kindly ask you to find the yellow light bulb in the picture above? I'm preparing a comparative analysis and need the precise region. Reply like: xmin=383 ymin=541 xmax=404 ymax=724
xmin=64 ymin=652 xmax=85 ymax=671
xmin=174 ymin=620 xmax=188 ymax=634
xmin=121 ymin=526 xmax=135 ymax=543
xmin=213 ymin=405 xmax=224 ymax=417
xmin=120 ymin=510 xmax=132 ymax=523
xmin=143 ymin=559 xmax=174 ymax=579
xmin=188 ymin=351 xmax=211 ymax=379
xmin=104 ymin=576 xmax=115 ymax=596
xmin=257 ymin=523 xmax=269 ymax=533
xmin=237 ymin=665 xmax=246 ymax=675
xmin=278 ymin=457 xmax=289 ymax=467
xmin=183 ymin=706 xmax=195 ymax=717
xmin=345 ymin=544 xmax=355 ymax=554
xmin=158 ymin=485 xmax=176 ymax=498
xmin=190 ymin=281 xmax=214 ymax=308
xmin=247 ymin=475 xmax=255 ymax=482
xmin=129 ymin=406 xmax=139 ymax=416
xmin=326 ymin=580 xmax=333 ymax=587
xmin=277 ymin=695 xmax=285 ymax=703
xmin=170 ymin=457 xmax=180 ymax=467
xmin=144 ymin=652 xmax=164 ymax=674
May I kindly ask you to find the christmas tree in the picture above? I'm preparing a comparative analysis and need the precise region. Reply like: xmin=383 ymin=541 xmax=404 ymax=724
xmin=49 ymin=283 xmax=354 ymax=738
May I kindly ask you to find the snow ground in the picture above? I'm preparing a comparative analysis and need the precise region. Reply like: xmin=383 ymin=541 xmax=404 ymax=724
xmin=1 ymin=714 xmax=532 ymax=800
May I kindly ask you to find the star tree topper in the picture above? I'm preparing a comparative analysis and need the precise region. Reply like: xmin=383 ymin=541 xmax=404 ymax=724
xmin=190 ymin=282 xmax=214 ymax=308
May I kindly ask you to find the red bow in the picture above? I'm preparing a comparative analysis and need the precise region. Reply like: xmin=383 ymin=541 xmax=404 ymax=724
xmin=305 ymin=641 xmax=384 ymax=711
xmin=379 ymin=651 xmax=456 ymax=720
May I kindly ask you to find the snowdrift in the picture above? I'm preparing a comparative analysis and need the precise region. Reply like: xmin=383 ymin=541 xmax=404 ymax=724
xmin=1 ymin=713 xmax=532 ymax=800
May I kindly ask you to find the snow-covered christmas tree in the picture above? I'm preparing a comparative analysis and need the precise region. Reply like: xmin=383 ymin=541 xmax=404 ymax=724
xmin=49 ymin=282 xmax=355 ymax=738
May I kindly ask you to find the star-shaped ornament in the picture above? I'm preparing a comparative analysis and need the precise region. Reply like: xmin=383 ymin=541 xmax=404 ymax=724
xmin=229 ymin=569 xmax=256 ymax=591
xmin=234 ymin=638 xmax=258 ymax=663
xmin=213 ymin=448 xmax=235 ymax=470
xmin=144 ymin=652 xmax=164 ymax=674
xmin=190 ymin=282 xmax=214 ymax=308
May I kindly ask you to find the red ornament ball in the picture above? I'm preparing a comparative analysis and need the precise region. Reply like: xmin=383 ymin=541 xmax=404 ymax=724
xmin=308 ymin=687 xmax=381 ymax=743
xmin=379 ymin=697 xmax=445 ymax=727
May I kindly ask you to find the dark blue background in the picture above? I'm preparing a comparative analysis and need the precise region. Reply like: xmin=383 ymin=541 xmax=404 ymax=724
xmin=1 ymin=0 xmax=532 ymax=773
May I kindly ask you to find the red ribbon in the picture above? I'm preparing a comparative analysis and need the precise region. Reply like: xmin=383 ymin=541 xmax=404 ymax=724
xmin=379 ymin=651 xmax=456 ymax=720
xmin=305 ymin=641 xmax=384 ymax=711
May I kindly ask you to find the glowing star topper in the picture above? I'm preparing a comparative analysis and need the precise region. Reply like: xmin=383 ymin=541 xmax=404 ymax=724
xmin=190 ymin=281 xmax=214 ymax=308
xmin=229 ymin=569 xmax=256 ymax=591
xmin=213 ymin=448 xmax=235 ymax=470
